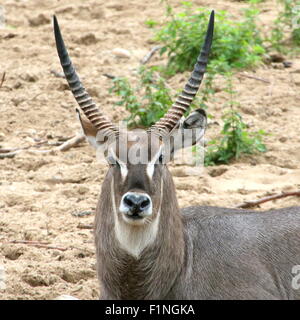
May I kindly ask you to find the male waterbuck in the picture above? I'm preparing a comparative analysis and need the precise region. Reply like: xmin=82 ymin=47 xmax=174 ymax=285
xmin=53 ymin=11 xmax=300 ymax=299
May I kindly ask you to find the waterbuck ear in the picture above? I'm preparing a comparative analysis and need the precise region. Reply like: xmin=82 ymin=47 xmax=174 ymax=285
xmin=162 ymin=108 xmax=207 ymax=163
xmin=182 ymin=108 xmax=207 ymax=132
xmin=76 ymin=109 xmax=99 ymax=148
xmin=173 ymin=108 xmax=207 ymax=148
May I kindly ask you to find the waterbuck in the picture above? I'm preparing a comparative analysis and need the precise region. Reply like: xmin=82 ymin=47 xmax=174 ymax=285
xmin=53 ymin=11 xmax=300 ymax=299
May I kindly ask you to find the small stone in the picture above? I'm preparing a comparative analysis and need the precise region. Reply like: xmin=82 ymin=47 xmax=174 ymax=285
xmin=279 ymin=136 xmax=287 ymax=143
xmin=283 ymin=61 xmax=292 ymax=68
xmin=269 ymin=52 xmax=285 ymax=63
xmin=28 ymin=13 xmax=50 ymax=27
xmin=107 ymin=4 xmax=124 ymax=11
xmin=271 ymin=62 xmax=284 ymax=70
xmin=12 ymin=45 xmax=21 ymax=52
xmin=55 ymin=6 xmax=74 ymax=14
xmin=73 ymin=47 xmax=81 ymax=57
xmin=34 ymin=185 xmax=51 ymax=192
xmin=0 ymin=133 xmax=5 ymax=142
xmin=77 ymin=33 xmax=97 ymax=45
xmin=294 ymin=77 xmax=300 ymax=86
xmin=12 ymin=97 xmax=25 ymax=106
xmin=22 ymin=272 xmax=57 ymax=287
xmin=90 ymin=8 xmax=105 ymax=19
xmin=46 ymin=133 xmax=54 ymax=139
xmin=57 ymin=82 xmax=70 ymax=91
xmin=172 ymin=168 xmax=189 ymax=177
xmin=13 ymin=81 xmax=23 ymax=89
xmin=60 ymin=102 xmax=70 ymax=109
xmin=61 ymin=268 xmax=95 ymax=283
xmin=208 ymin=166 xmax=228 ymax=177
xmin=3 ymin=33 xmax=17 ymax=40
xmin=112 ymin=48 xmax=131 ymax=59
xmin=241 ymin=106 xmax=256 ymax=116
xmin=77 ymin=186 xmax=89 ymax=195
xmin=87 ymin=87 xmax=100 ymax=98
xmin=2 ymin=245 xmax=24 ymax=260
xmin=21 ymin=72 xmax=39 ymax=82
xmin=109 ymin=28 xmax=131 ymax=35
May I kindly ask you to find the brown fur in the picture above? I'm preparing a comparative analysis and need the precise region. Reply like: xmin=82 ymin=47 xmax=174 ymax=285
xmin=83 ymin=116 xmax=300 ymax=300
xmin=94 ymin=165 xmax=184 ymax=299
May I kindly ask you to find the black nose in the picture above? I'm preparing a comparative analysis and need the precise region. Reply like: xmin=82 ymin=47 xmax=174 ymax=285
xmin=123 ymin=193 xmax=151 ymax=214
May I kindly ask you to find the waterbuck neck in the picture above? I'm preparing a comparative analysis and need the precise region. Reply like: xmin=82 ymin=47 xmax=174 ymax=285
xmin=94 ymin=168 xmax=185 ymax=299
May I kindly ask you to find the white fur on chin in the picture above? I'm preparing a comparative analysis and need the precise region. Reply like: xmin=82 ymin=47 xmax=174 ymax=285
xmin=111 ymin=177 xmax=162 ymax=258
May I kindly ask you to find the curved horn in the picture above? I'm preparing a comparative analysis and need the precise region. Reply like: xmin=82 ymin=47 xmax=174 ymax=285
xmin=151 ymin=10 xmax=214 ymax=134
xmin=53 ymin=16 xmax=117 ymax=135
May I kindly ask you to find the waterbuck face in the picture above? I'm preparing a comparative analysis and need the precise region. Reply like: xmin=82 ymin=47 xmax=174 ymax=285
xmin=53 ymin=11 xmax=213 ymax=256
xmin=78 ymin=109 xmax=207 ymax=228
xmin=107 ymin=131 xmax=164 ymax=227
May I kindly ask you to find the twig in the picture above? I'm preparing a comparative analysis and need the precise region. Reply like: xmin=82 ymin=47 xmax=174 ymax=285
xmin=236 ymin=191 xmax=300 ymax=209
xmin=56 ymin=135 xmax=74 ymax=142
xmin=29 ymin=92 xmax=43 ymax=101
xmin=0 ymin=148 xmax=18 ymax=153
xmin=0 ymin=150 xmax=21 ymax=159
xmin=140 ymin=45 xmax=162 ymax=65
xmin=7 ymin=240 xmax=50 ymax=245
xmin=0 ymin=133 xmax=86 ymax=159
xmin=56 ymin=133 xmax=85 ymax=151
xmin=3 ymin=240 xmax=67 ymax=251
xmin=0 ymin=72 xmax=6 ymax=89
xmin=72 ymin=210 xmax=93 ymax=217
xmin=50 ymin=69 xmax=65 ymax=78
xmin=103 ymin=73 xmax=116 ymax=80
xmin=238 ymin=72 xmax=271 ymax=84
xmin=77 ymin=223 xmax=93 ymax=230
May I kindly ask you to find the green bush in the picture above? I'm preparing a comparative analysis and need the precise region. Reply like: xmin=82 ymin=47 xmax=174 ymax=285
xmin=109 ymin=66 xmax=172 ymax=128
xmin=204 ymin=75 xmax=266 ymax=166
xmin=109 ymin=3 xmax=267 ymax=165
xmin=270 ymin=0 xmax=300 ymax=50
xmin=205 ymin=110 xmax=267 ymax=165
xmin=153 ymin=2 xmax=265 ymax=75
xmin=109 ymin=66 xmax=202 ymax=128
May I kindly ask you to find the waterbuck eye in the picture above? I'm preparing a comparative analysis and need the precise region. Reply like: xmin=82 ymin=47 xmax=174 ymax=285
xmin=158 ymin=154 xmax=164 ymax=164
xmin=107 ymin=155 xmax=120 ymax=168
xmin=113 ymin=160 xmax=120 ymax=168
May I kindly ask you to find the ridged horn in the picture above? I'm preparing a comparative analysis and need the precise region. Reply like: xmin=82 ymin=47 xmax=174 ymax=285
xmin=53 ymin=16 xmax=117 ymax=135
xmin=151 ymin=10 xmax=214 ymax=134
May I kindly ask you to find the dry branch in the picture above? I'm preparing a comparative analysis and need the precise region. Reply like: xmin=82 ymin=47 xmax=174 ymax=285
xmin=236 ymin=191 xmax=300 ymax=209
xmin=72 ymin=210 xmax=93 ymax=217
xmin=238 ymin=72 xmax=270 ymax=84
xmin=0 ymin=72 xmax=6 ymax=89
xmin=3 ymin=240 xmax=67 ymax=251
xmin=56 ymin=133 xmax=85 ymax=151
xmin=0 ymin=133 xmax=86 ymax=159
xmin=50 ymin=69 xmax=65 ymax=78
xmin=140 ymin=45 xmax=162 ymax=65
xmin=77 ymin=223 xmax=93 ymax=230
xmin=103 ymin=73 xmax=116 ymax=80
xmin=0 ymin=148 xmax=18 ymax=153
xmin=0 ymin=150 xmax=21 ymax=159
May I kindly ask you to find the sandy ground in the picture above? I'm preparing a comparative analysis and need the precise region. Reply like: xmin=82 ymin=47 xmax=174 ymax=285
xmin=0 ymin=0 xmax=299 ymax=300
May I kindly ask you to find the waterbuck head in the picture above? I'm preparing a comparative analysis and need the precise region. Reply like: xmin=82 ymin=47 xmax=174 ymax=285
xmin=53 ymin=12 xmax=214 ymax=258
